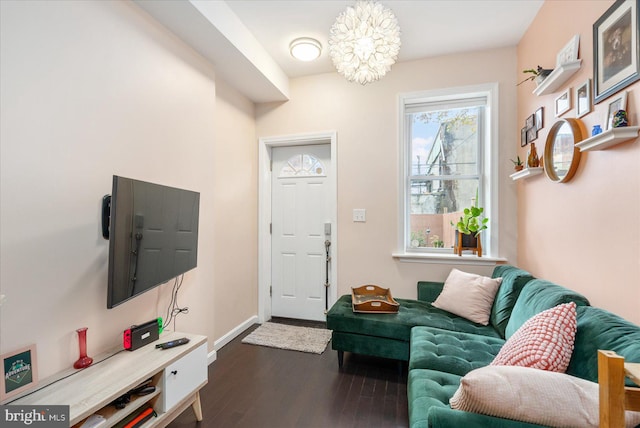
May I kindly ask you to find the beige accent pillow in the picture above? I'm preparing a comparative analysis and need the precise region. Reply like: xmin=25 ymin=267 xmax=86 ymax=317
xmin=450 ymin=365 xmax=640 ymax=428
xmin=432 ymin=269 xmax=502 ymax=325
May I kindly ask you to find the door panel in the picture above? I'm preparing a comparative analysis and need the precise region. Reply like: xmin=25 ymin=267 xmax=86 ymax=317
xmin=271 ymin=144 xmax=330 ymax=321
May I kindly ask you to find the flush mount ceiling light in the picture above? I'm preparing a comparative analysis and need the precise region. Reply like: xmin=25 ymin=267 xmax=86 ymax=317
xmin=290 ymin=37 xmax=322 ymax=61
xmin=328 ymin=0 xmax=401 ymax=85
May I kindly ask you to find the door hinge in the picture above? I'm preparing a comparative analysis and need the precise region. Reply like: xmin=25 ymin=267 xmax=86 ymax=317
xmin=270 ymin=285 xmax=272 ymax=297
xmin=270 ymin=160 xmax=273 ymax=172
xmin=270 ymin=223 xmax=272 ymax=234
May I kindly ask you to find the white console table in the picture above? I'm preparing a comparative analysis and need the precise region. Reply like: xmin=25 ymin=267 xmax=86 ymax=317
xmin=11 ymin=332 xmax=208 ymax=428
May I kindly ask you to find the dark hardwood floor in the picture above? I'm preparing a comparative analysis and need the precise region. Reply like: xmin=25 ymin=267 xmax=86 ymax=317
xmin=168 ymin=318 xmax=409 ymax=428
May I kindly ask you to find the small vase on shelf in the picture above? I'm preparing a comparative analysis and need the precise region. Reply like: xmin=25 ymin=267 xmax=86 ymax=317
xmin=527 ymin=142 xmax=540 ymax=168
xmin=73 ymin=327 xmax=93 ymax=369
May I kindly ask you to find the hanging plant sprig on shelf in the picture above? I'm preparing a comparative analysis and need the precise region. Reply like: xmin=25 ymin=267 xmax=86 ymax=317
xmin=518 ymin=66 xmax=553 ymax=86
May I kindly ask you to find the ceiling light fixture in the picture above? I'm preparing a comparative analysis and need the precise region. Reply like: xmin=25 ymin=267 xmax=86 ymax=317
xmin=328 ymin=1 xmax=401 ymax=85
xmin=290 ymin=37 xmax=322 ymax=61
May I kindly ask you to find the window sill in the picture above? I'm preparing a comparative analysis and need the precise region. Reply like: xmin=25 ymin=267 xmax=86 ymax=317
xmin=392 ymin=252 xmax=507 ymax=265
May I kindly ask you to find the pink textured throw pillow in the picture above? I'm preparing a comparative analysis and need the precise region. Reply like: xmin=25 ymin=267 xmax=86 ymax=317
xmin=491 ymin=302 xmax=577 ymax=372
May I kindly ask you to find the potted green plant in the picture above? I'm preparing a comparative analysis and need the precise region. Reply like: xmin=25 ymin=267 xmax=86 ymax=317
xmin=452 ymin=194 xmax=488 ymax=257
xmin=511 ymin=156 xmax=524 ymax=171
xmin=518 ymin=65 xmax=553 ymax=86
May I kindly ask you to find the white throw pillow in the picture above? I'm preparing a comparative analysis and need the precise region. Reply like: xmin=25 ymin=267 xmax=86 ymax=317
xmin=450 ymin=365 xmax=640 ymax=428
xmin=432 ymin=268 xmax=502 ymax=325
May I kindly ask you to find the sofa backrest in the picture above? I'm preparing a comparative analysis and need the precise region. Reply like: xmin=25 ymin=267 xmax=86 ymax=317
xmin=489 ymin=265 xmax=534 ymax=339
xmin=504 ymin=279 xmax=590 ymax=340
xmin=566 ymin=305 xmax=640 ymax=384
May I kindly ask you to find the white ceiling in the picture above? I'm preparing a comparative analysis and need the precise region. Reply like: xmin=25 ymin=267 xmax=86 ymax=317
xmin=225 ymin=0 xmax=545 ymax=78
xmin=135 ymin=0 xmax=544 ymax=102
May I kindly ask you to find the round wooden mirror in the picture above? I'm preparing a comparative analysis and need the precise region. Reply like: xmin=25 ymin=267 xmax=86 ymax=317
xmin=543 ymin=118 xmax=583 ymax=183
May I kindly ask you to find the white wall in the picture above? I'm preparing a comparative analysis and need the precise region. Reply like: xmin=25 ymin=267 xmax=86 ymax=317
xmin=256 ymin=47 xmax=519 ymax=299
xmin=0 ymin=0 xmax=257 ymax=380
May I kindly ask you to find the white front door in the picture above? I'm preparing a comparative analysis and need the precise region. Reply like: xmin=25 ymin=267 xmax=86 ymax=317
xmin=271 ymin=144 xmax=331 ymax=321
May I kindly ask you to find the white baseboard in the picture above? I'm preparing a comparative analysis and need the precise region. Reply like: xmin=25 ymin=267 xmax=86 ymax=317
xmin=213 ymin=315 xmax=259 ymax=352
xmin=207 ymin=349 xmax=217 ymax=365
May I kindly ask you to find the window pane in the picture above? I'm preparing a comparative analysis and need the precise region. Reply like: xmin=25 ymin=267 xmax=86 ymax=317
xmin=409 ymin=178 xmax=479 ymax=249
xmin=409 ymin=106 xmax=482 ymax=177
xmin=279 ymin=154 xmax=326 ymax=177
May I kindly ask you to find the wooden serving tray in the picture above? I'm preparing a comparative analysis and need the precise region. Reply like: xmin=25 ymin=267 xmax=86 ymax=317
xmin=351 ymin=285 xmax=399 ymax=313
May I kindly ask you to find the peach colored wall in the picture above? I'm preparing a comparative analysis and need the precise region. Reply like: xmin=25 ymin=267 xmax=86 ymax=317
xmin=256 ymin=47 xmax=519 ymax=300
xmin=517 ymin=1 xmax=640 ymax=324
xmin=0 ymin=0 xmax=257 ymax=380
xmin=212 ymin=79 xmax=258 ymax=341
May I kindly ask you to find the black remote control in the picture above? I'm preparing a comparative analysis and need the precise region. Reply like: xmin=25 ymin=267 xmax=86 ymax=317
xmin=155 ymin=337 xmax=190 ymax=349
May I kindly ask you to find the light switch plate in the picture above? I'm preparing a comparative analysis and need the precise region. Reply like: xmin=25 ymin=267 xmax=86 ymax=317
xmin=353 ymin=209 xmax=366 ymax=222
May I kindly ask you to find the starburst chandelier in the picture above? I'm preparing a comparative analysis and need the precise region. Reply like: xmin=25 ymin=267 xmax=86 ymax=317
xmin=328 ymin=1 xmax=401 ymax=85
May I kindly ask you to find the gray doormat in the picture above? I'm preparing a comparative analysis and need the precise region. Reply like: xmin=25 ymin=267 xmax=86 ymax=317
xmin=241 ymin=322 xmax=332 ymax=354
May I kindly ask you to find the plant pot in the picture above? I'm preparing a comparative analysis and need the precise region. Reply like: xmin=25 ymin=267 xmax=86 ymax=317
xmin=535 ymin=68 xmax=553 ymax=85
xmin=514 ymin=165 xmax=524 ymax=172
xmin=454 ymin=232 xmax=482 ymax=257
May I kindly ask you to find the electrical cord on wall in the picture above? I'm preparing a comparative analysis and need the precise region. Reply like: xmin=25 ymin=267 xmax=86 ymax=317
xmin=164 ymin=275 xmax=188 ymax=331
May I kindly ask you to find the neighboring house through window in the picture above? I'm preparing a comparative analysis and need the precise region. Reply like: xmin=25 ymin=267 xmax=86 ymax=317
xmin=398 ymin=83 xmax=498 ymax=257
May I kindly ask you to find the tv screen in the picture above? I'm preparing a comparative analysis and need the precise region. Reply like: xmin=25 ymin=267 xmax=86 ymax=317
xmin=106 ymin=175 xmax=200 ymax=308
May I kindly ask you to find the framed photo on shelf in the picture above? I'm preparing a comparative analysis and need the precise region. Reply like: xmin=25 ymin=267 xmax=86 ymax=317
xmin=555 ymin=89 xmax=571 ymax=117
xmin=576 ymin=79 xmax=592 ymax=118
xmin=1 ymin=344 xmax=38 ymax=401
xmin=521 ymin=127 xmax=528 ymax=147
xmin=535 ymin=107 xmax=544 ymax=130
xmin=605 ymin=90 xmax=628 ymax=130
xmin=556 ymin=34 xmax=580 ymax=66
xmin=593 ymin=0 xmax=640 ymax=103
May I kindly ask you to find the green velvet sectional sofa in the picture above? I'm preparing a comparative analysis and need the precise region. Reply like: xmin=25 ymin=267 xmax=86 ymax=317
xmin=326 ymin=265 xmax=640 ymax=427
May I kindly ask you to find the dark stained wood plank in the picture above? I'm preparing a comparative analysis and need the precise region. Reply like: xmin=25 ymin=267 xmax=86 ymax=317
xmin=168 ymin=318 xmax=408 ymax=428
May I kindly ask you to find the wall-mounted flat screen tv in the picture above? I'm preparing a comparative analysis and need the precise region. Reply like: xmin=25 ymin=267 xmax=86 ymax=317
xmin=106 ymin=175 xmax=200 ymax=308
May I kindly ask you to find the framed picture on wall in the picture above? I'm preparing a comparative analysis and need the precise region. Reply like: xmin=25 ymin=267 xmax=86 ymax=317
xmin=521 ymin=127 xmax=528 ymax=147
xmin=535 ymin=107 xmax=544 ymax=130
xmin=525 ymin=114 xmax=535 ymax=130
xmin=576 ymin=79 xmax=592 ymax=118
xmin=0 ymin=344 xmax=38 ymax=401
xmin=526 ymin=126 xmax=538 ymax=143
xmin=554 ymin=89 xmax=571 ymax=117
xmin=593 ymin=0 xmax=640 ymax=103
xmin=605 ymin=90 xmax=628 ymax=129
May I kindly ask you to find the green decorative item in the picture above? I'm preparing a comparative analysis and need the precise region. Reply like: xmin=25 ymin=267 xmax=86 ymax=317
xmin=612 ymin=110 xmax=628 ymax=128
xmin=511 ymin=156 xmax=524 ymax=171
xmin=518 ymin=66 xmax=553 ymax=86
xmin=453 ymin=191 xmax=488 ymax=238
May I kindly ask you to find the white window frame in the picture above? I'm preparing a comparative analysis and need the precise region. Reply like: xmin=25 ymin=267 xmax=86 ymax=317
xmin=395 ymin=83 xmax=501 ymax=263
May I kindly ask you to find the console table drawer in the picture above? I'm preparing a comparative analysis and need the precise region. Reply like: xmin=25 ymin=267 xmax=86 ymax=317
xmin=161 ymin=342 xmax=207 ymax=412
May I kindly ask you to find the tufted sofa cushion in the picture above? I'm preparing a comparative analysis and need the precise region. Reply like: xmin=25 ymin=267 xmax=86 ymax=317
xmin=408 ymin=369 xmax=460 ymax=428
xmin=504 ymin=279 xmax=590 ymax=339
xmin=408 ymin=369 xmax=546 ymax=428
xmin=409 ymin=326 xmax=504 ymax=375
xmin=327 ymin=295 xmax=502 ymax=343
xmin=489 ymin=265 xmax=534 ymax=338
xmin=567 ymin=305 xmax=640 ymax=384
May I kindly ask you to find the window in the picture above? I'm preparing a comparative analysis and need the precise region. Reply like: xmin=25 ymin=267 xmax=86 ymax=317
xmin=278 ymin=154 xmax=326 ymax=178
xmin=399 ymin=84 xmax=498 ymax=257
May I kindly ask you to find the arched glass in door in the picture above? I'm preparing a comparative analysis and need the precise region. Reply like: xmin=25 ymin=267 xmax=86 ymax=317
xmin=278 ymin=154 xmax=326 ymax=177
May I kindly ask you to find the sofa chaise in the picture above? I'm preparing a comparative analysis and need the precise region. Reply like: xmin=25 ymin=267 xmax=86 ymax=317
xmin=326 ymin=265 xmax=640 ymax=427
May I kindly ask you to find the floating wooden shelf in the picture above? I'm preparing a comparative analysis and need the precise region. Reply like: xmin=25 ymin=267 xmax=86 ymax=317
xmin=532 ymin=60 xmax=582 ymax=96
xmin=575 ymin=126 xmax=640 ymax=151
xmin=510 ymin=167 xmax=544 ymax=181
